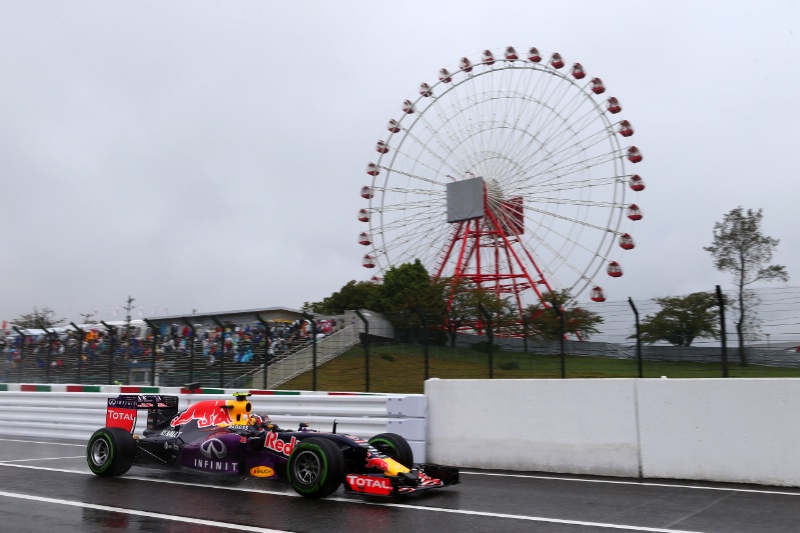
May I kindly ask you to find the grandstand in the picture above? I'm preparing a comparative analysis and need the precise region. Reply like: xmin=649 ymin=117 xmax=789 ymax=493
xmin=1 ymin=308 xmax=393 ymax=388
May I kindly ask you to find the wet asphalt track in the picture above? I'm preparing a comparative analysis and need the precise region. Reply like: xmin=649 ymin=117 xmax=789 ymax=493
xmin=2 ymin=437 xmax=800 ymax=532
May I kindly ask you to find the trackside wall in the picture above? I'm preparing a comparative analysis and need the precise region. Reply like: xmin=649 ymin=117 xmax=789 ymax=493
xmin=425 ymin=378 xmax=641 ymax=476
xmin=425 ymin=378 xmax=800 ymax=487
xmin=0 ymin=386 xmax=428 ymax=461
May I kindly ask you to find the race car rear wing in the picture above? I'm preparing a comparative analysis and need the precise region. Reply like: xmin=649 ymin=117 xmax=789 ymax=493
xmin=105 ymin=394 xmax=179 ymax=433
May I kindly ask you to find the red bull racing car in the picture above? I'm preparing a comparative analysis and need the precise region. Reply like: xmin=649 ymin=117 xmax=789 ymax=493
xmin=86 ymin=392 xmax=459 ymax=498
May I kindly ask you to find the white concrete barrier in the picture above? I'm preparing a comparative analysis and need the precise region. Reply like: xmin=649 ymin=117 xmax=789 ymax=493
xmin=637 ymin=378 xmax=800 ymax=486
xmin=426 ymin=378 xmax=800 ymax=487
xmin=425 ymin=378 xmax=640 ymax=476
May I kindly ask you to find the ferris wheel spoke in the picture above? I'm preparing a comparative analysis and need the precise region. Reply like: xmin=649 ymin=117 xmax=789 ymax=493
xmin=391 ymin=115 xmax=469 ymax=177
xmin=516 ymin=226 xmax=600 ymax=290
xmin=523 ymin=175 xmax=622 ymax=195
xmin=524 ymin=202 xmax=621 ymax=235
xmin=516 ymin=121 xmax=614 ymax=181
xmin=377 ymin=165 xmax=448 ymax=187
xmin=528 ymin=196 xmax=623 ymax=209
xmin=521 ymin=145 xmax=624 ymax=190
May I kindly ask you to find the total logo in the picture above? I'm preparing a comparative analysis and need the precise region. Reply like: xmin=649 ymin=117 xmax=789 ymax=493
xmin=108 ymin=411 xmax=135 ymax=421
xmin=346 ymin=474 xmax=392 ymax=494
xmin=264 ymin=432 xmax=298 ymax=456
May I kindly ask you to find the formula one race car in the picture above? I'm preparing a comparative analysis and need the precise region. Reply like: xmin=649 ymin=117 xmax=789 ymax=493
xmin=86 ymin=392 xmax=459 ymax=498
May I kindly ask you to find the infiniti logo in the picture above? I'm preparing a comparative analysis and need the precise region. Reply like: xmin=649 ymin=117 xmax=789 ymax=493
xmin=200 ymin=438 xmax=227 ymax=459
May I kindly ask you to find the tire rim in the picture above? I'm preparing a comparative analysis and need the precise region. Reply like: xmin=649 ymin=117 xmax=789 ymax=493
xmin=293 ymin=450 xmax=321 ymax=484
xmin=90 ymin=438 xmax=110 ymax=467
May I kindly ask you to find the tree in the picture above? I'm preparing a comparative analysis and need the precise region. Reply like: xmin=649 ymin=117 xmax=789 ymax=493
xmin=634 ymin=292 xmax=720 ymax=346
xmin=303 ymin=280 xmax=381 ymax=315
xmin=444 ymin=279 xmax=515 ymax=345
xmin=524 ymin=289 xmax=603 ymax=341
xmin=704 ymin=207 xmax=789 ymax=364
xmin=377 ymin=260 xmax=447 ymax=340
xmin=10 ymin=307 xmax=65 ymax=329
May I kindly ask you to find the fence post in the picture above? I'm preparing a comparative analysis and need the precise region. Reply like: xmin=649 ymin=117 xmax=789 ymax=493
xmin=478 ymin=304 xmax=494 ymax=379
xmin=303 ymin=312 xmax=318 ymax=391
xmin=101 ymin=321 xmax=117 ymax=384
xmin=413 ymin=308 xmax=430 ymax=382
xmin=355 ymin=310 xmax=370 ymax=392
xmin=255 ymin=315 xmax=272 ymax=390
xmin=143 ymin=319 xmax=160 ymax=386
xmin=628 ymin=298 xmax=643 ymax=378
xmin=70 ymin=323 xmax=85 ymax=384
xmin=716 ymin=285 xmax=729 ymax=378
xmin=12 ymin=327 xmax=26 ymax=383
xmin=549 ymin=303 xmax=566 ymax=379
xmin=41 ymin=327 xmax=54 ymax=383
xmin=181 ymin=318 xmax=197 ymax=385
xmin=210 ymin=316 xmax=226 ymax=388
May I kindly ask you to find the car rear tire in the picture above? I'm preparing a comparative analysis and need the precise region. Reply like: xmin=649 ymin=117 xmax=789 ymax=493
xmin=87 ymin=427 xmax=136 ymax=477
xmin=287 ymin=437 xmax=345 ymax=498
xmin=368 ymin=432 xmax=414 ymax=468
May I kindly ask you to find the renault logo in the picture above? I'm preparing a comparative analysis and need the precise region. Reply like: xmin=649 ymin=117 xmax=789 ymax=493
xmin=200 ymin=438 xmax=227 ymax=459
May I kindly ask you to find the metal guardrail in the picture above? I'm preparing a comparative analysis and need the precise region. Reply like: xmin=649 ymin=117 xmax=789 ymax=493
xmin=0 ymin=389 xmax=428 ymax=460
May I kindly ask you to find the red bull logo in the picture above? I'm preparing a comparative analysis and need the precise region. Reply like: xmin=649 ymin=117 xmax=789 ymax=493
xmin=170 ymin=400 xmax=232 ymax=428
xmin=264 ymin=432 xmax=298 ymax=457
xmin=365 ymin=456 xmax=389 ymax=471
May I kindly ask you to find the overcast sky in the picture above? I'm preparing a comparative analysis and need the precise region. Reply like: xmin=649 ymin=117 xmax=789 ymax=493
xmin=1 ymin=1 xmax=798 ymax=324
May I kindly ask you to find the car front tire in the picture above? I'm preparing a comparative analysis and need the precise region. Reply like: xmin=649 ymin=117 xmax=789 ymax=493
xmin=287 ymin=437 xmax=345 ymax=498
xmin=368 ymin=432 xmax=414 ymax=468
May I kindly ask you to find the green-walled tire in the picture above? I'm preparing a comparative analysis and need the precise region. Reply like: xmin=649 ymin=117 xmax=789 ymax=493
xmin=368 ymin=432 xmax=414 ymax=468
xmin=287 ymin=437 xmax=345 ymax=498
xmin=86 ymin=427 xmax=136 ymax=477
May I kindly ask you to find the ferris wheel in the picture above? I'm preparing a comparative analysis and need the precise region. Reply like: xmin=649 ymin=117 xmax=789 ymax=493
xmin=358 ymin=46 xmax=645 ymax=317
